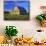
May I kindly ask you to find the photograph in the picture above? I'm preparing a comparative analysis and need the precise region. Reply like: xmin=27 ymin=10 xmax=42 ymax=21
xmin=4 ymin=0 xmax=30 ymax=20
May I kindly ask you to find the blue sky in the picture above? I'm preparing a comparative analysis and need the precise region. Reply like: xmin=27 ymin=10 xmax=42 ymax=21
xmin=4 ymin=1 xmax=30 ymax=12
xmin=4 ymin=0 xmax=29 ymax=1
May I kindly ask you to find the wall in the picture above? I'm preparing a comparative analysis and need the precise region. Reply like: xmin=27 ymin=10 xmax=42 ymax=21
xmin=0 ymin=0 xmax=46 ymax=41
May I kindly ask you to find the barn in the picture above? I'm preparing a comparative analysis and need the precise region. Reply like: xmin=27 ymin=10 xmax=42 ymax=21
xmin=10 ymin=6 xmax=27 ymax=15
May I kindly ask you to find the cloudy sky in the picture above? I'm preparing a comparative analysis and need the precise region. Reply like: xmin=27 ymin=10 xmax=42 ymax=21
xmin=4 ymin=0 xmax=30 ymax=12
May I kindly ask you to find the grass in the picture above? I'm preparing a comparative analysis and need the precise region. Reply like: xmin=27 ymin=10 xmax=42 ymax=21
xmin=4 ymin=13 xmax=29 ymax=20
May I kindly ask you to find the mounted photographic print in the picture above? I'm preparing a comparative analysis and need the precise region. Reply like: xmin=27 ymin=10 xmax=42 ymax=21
xmin=4 ymin=0 xmax=30 ymax=20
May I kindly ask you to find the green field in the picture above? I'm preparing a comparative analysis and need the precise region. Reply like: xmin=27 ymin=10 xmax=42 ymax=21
xmin=4 ymin=13 xmax=29 ymax=20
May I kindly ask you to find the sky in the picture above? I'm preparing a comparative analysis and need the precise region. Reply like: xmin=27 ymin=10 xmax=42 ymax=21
xmin=4 ymin=1 xmax=30 ymax=12
xmin=4 ymin=0 xmax=29 ymax=1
